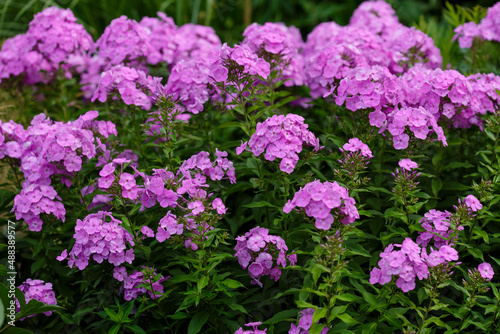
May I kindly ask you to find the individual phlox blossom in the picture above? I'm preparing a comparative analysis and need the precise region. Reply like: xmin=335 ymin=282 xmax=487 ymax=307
xmin=0 ymin=7 xmax=93 ymax=85
xmin=416 ymin=209 xmax=453 ymax=248
xmin=235 ymin=321 xmax=267 ymax=334
xmin=209 ymin=43 xmax=271 ymax=83
xmin=341 ymin=137 xmax=373 ymax=158
xmin=16 ymin=279 xmax=57 ymax=319
xmin=91 ymin=65 xmax=163 ymax=110
xmin=172 ymin=23 xmax=221 ymax=64
xmin=349 ymin=0 xmax=402 ymax=38
xmin=238 ymin=114 xmax=319 ymax=174
xmin=139 ymin=12 xmax=177 ymax=65
xmin=93 ymin=15 xmax=154 ymax=70
xmin=289 ymin=308 xmax=329 ymax=334
xmin=463 ymin=194 xmax=482 ymax=212
xmin=234 ymin=227 xmax=296 ymax=287
xmin=284 ymin=180 xmax=359 ymax=230
xmin=398 ymin=159 xmax=418 ymax=171
xmin=164 ymin=58 xmax=211 ymax=113
xmin=477 ymin=262 xmax=494 ymax=281
xmin=58 ymin=211 xmax=135 ymax=270
xmin=113 ymin=266 xmax=169 ymax=301
xmin=302 ymin=22 xmax=343 ymax=57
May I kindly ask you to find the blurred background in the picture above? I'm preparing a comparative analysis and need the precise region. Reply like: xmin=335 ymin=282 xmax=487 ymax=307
xmin=0 ymin=0 xmax=498 ymax=43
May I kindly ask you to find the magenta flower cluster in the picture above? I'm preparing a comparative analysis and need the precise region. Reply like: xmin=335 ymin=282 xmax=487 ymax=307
xmin=369 ymin=237 xmax=459 ymax=292
xmin=454 ymin=3 xmax=500 ymax=48
xmin=235 ymin=321 xmax=267 ymax=334
xmin=57 ymin=211 xmax=135 ymax=270
xmin=234 ymin=227 xmax=297 ymax=287
xmin=341 ymin=138 xmax=373 ymax=158
xmin=91 ymin=65 xmax=163 ymax=110
xmin=210 ymin=43 xmax=271 ymax=82
xmin=237 ymin=114 xmax=320 ymax=173
xmin=17 ymin=279 xmax=57 ymax=318
xmin=4 ymin=111 xmax=115 ymax=231
xmin=283 ymin=180 xmax=359 ymax=230
xmin=0 ymin=7 xmax=93 ymax=85
xmin=289 ymin=308 xmax=328 ymax=334
xmin=113 ymin=266 xmax=169 ymax=301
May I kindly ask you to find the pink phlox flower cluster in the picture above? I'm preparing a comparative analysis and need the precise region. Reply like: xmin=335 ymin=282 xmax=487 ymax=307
xmin=341 ymin=137 xmax=373 ymax=158
xmin=0 ymin=7 xmax=93 ymax=85
xmin=370 ymin=237 xmax=459 ymax=292
xmin=97 ymin=158 xmax=145 ymax=201
xmin=16 ymin=279 xmax=57 ymax=318
xmin=454 ymin=3 xmax=500 ymax=47
xmin=234 ymin=227 xmax=297 ymax=287
xmin=398 ymin=159 xmax=418 ymax=171
xmin=7 ymin=111 xmax=114 ymax=231
xmin=164 ymin=58 xmax=211 ymax=114
xmin=210 ymin=43 xmax=272 ymax=83
xmin=237 ymin=114 xmax=319 ymax=174
xmin=139 ymin=12 xmax=178 ymax=65
xmin=284 ymin=180 xmax=359 ymax=229
xmin=138 ymin=168 xmax=178 ymax=209
xmin=398 ymin=65 xmax=499 ymax=130
xmin=289 ymin=308 xmax=328 ymax=334
xmin=336 ymin=65 xmax=399 ymax=113
xmin=463 ymin=194 xmax=482 ymax=212
xmin=58 ymin=211 xmax=135 ymax=270
xmin=349 ymin=0 xmax=401 ymax=38
xmin=93 ymin=15 xmax=153 ymax=70
xmin=91 ymin=65 xmax=163 ymax=110
xmin=385 ymin=26 xmax=442 ymax=73
xmin=172 ymin=24 xmax=221 ymax=64
xmin=113 ymin=266 xmax=169 ymax=301
xmin=477 ymin=262 xmax=494 ymax=281
xmin=179 ymin=150 xmax=236 ymax=186
xmin=417 ymin=209 xmax=453 ymax=248
xmin=241 ymin=22 xmax=305 ymax=87
xmin=235 ymin=321 xmax=267 ymax=334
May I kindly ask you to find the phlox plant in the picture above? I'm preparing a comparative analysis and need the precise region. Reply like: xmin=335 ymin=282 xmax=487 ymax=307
xmin=1 ymin=1 xmax=500 ymax=334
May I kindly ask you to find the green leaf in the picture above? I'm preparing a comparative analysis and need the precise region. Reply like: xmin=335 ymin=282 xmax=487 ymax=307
xmin=222 ymin=279 xmax=245 ymax=289
xmin=197 ymin=275 xmax=209 ymax=293
xmin=473 ymin=229 xmax=489 ymax=244
xmin=312 ymin=307 xmax=327 ymax=324
xmin=467 ymin=248 xmax=484 ymax=261
xmin=337 ymin=312 xmax=358 ymax=324
xmin=263 ymin=309 xmax=297 ymax=325
xmin=295 ymin=300 xmax=318 ymax=310
xmin=308 ymin=323 xmax=327 ymax=334
xmin=362 ymin=323 xmax=378 ymax=334
xmin=125 ymin=325 xmax=147 ymax=334
xmin=242 ymin=201 xmax=278 ymax=208
xmin=108 ymin=323 xmax=121 ymax=334
xmin=337 ymin=293 xmax=360 ymax=302
xmin=0 ymin=265 xmax=7 ymax=276
xmin=432 ymin=178 xmax=442 ymax=197
xmin=4 ymin=328 xmax=35 ymax=334
xmin=187 ymin=312 xmax=210 ymax=334
xmin=104 ymin=307 xmax=120 ymax=322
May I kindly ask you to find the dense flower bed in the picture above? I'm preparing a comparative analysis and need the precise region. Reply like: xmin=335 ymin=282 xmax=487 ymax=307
xmin=1 ymin=1 xmax=500 ymax=333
